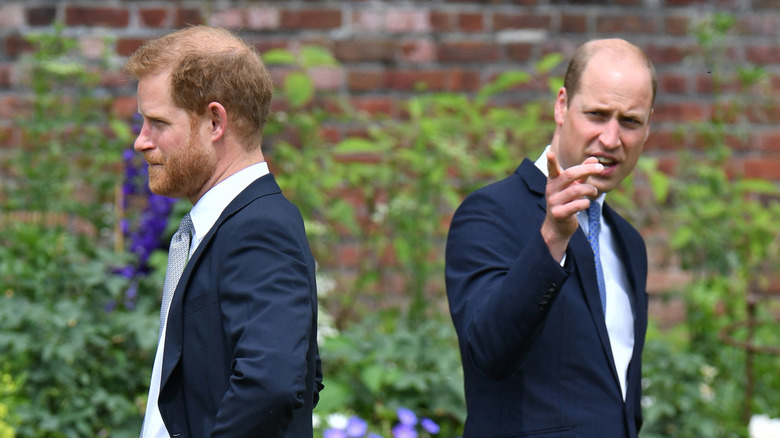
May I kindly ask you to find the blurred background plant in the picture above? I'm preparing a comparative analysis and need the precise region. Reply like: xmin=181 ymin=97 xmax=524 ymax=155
xmin=633 ymin=13 xmax=780 ymax=438
xmin=0 ymin=28 xmax=169 ymax=437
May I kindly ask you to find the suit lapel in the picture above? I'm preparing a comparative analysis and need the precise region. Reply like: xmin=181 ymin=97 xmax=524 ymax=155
xmin=160 ymin=173 xmax=283 ymax=389
xmin=518 ymin=160 xmax=623 ymax=392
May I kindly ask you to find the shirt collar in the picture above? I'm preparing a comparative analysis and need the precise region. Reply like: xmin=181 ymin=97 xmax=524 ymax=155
xmin=189 ymin=161 xmax=270 ymax=244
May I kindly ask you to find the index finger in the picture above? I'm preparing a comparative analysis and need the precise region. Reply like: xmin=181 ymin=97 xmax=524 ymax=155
xmin=546 ymin=150 xmax=564 ymax=179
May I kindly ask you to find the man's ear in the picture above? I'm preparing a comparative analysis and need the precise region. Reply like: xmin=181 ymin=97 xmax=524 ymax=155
xmin=208 ymin=102 xmax=227 ymax=142
xmin=554 ymin=87 xmax=568 ymax=125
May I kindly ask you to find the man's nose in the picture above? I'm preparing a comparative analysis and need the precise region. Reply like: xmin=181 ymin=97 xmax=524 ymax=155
xmin=134 ymin=123 xmax=153 ymax=152
xmin=599 ymin=118 xmax=621 ymax=149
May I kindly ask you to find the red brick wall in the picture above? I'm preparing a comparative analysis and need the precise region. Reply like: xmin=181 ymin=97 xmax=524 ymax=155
xmin=1 ymin=0 xmax=779 ymax=325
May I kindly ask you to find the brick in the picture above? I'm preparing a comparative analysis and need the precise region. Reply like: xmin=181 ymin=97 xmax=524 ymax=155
xmin=0 ymin=126 xmax=19 ymax=148
xmin=334 ymin=39 xmax=396 ymax=63
xmin=560 ymin=14 xmax=588 ymax=34
xmin=309 ymin=66 xmax=343 ymax=91
xmin=117 ymin=38 xmax=146 ymax=57
xmin=645 ymin=44 xmax=695 ymax=64
xmin=281 ymin=9 xmax=341 ymax=30
xmin=351 ymin=96 xmax=399 ymax=116
xmin=430 ymin=11 xmax=454 ymax=32
xmin=448 ymin=69 xmax=481 ymax=92
xmin=351 ymin=10 xmax=383 ymax=32
xmin=457 ymin=12 xmax=485 ymax=32
xmin=26 ymin=6 xmax=56 ymax=26
xmin=596 ymin=15 xmax=656 ymax=33
xmin=79 ymin=36 xmax=106 ymax=60
xmin=139 ymin=8 xmax=169 ymax=28
xmin=255 ymin=40 xmax=288 ymax=56
xmin=648 ymin=295 xmax=687 ymax=328
xmin=400 ymin=39 xmax=436 ymax=63
xmin=665 ymin=15 xmax=689 ymax=35
xmin=739 ymin=15 xmax=780 ymax=37
xmin=646 ymin=269 xmax=692 ymax=294
xmin=347 ymin=69 xmax=385 ymax=92
xmin=506 ymin=42 xmax=533 ymax=62
xmin=643 ymin=129 xmax=684 ymax=151
xmin=695 ymin=73 xmax=741 ymax=94
xmin=176 ymin=8 xmax=204 ymax=27
xmin=65 ymin=7 xmax=129 ymax=27
xmin=660 ymin=73 xmax=688 ymax=94
xmin=742 ymin=156 xmax=780 ymax=180
xmin=494 ymin=13 xmax=551 ymax=30
xmin=111 ymin=95 xmax=138 ymax=120
xmin=438 ymin=41 xmax=499 ymax=63
xmin=209 ymin=9 xmax=245 ymax=29
xmin=246 ymin=7 xmax=280 ymax=30
xmin=746 ymin=45 xmax=780 ymax=65
xmin=4 ymin=34 xmax=34 ymax=58
xmin=652 ymin=102 xmax=706 ymax=123
xmin=0 ymin=4 xmax=23 ymax=27
xmin=386 ymin=70 xmax=449 ymax=91
xmin=386 ymin=9 xmax=430 ymax=33
xmin=0 ymin=64 xmax=12 ymax=88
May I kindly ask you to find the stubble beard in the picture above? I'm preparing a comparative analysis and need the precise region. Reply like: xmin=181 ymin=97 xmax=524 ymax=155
xmin=147 ymin=128 xmax=217 ymax=200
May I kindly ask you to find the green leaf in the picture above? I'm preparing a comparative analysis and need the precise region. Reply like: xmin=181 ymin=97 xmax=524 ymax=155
xmin=300 ymin=45 xmax=338 ymax=68
xmin=334 ymin=137 xmax=378 ymax=154
xmin=535 ymin=52 xmax=564 ymax=74
xmin=476 ymin=71 xmax=531 ymax=104
xmin=283 ymin=71 xmax=314 ymax=108
xmin=261 ymin=48 xmax=297 ymax=65
xmin=735 ymin=178 xmax=779 ymax=195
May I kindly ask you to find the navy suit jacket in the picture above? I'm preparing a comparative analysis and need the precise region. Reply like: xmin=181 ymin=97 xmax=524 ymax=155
xmin=445 ymin=159 xmax=648 ymax=438
xmin=158 ymin=173 xmax=321 ymax=437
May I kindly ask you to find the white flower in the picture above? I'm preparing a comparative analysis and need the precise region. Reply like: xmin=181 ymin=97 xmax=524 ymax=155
xmin=749 ymin=414 xmax=780 ymax=438
xmin=327 ymin=413 xmax=349 ymax=430
xmin=312 ymin=413 xmax=321 ymax=429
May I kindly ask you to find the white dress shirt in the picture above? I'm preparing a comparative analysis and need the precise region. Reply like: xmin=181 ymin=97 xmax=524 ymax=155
xmin=141 ymin=161 xmax=270 ymax=438
xmin=534 ymin=146 xmax=635 ymax=400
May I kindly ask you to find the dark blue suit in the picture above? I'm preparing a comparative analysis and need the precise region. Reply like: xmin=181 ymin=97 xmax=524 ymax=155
xmin=445 ymin=159 xmax=648 ymax=438
xmin=158 ymin=174 xmax=321 ymax=437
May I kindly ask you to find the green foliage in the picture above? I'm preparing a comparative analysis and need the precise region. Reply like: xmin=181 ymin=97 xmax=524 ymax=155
xmin=0 ymin=27 xmax=158 ymax=437
xmin=318 ymin=312 xmax=465 ymax=436
xmin=637 ymin=12 xmax=780 ymax=437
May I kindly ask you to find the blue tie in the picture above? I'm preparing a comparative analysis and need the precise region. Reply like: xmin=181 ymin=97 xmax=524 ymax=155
xmin=587 ymin=202 xmax=607 ymax=315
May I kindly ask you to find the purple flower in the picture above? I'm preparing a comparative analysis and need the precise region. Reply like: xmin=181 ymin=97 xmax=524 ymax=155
xmin=324 ymin=429 xmax=348 ymax=438
xmin=367 ymin=434 xmax=383 ymax=438
xmin=396 ymin=407 xmax=417 ymax=426
xmin=392 ymin=423 xmax=417 ymax=438
xmin=346 ymin=416 xmax=368 ymax=437
xmin=421 ymin=418 xmax=440 ymax=434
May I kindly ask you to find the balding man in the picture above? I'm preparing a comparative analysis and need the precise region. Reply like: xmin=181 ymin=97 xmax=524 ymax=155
xmin=127 ymin=26 xmax=322 ymax=437
xmin=445 ymin=39 xmax=655 ymax=437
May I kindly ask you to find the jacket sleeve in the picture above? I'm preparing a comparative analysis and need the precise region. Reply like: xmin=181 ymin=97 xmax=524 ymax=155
xmin=445 ymin=189 xmax=571 ymax=379
xmin=209 ymin=209 xmax=315 ymax=437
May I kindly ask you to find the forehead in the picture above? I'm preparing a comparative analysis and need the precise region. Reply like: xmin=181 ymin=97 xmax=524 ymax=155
xmin=136 ymin=70 xmax=179 ymax=116
xmin=574 ymin=53 xmax=653 ymax=113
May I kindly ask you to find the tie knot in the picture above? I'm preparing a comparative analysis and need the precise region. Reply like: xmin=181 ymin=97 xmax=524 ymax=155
xmin=588 ymin=201 xmax=601 ymax=218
